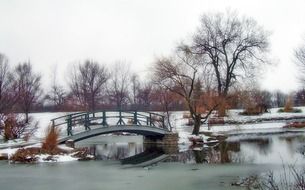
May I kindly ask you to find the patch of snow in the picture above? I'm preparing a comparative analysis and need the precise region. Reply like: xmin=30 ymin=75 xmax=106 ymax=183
xmin=29 ymin=112 xmax=71 ymax=140
xmin=58 ymin=145 xmax=74 ymax=152
xmin=201 ymin=122 xmax=285 ymax=134
xmin=37 ymin=154 xmax=78 ymax=163
xmin=53 ymin=154 xmax=79 ymax=162
xmin=0 ymin=148 xmax=18 ymax=157
xmin=226 ymin=107 xmax=305 ymax=123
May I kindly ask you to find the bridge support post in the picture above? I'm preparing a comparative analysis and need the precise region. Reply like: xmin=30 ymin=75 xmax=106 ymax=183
xmin=84 ymin=113 xmax=91 ymax=130
xmin=147 ymin=113 xmax=152 ymax=126
xmin=67 ymin=115 xmax=73 ymax=136
xmin=52 ymin=120 xmax=55 ymax=128
xmin=133 ymin=111 xmax=138 ymax=125
xmin=102 ymin=111 xmax=108 ymax=126
xmin=117 ymin=110 xmax=125 ymax=125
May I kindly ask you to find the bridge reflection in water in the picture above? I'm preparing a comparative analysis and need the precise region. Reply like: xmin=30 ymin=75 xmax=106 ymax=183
xmin=75 ymin=132 xmax=305 ymax=166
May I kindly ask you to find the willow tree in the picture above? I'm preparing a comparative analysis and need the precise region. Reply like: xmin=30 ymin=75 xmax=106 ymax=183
xmin=153 ymin=49 xmax=219 ymax=135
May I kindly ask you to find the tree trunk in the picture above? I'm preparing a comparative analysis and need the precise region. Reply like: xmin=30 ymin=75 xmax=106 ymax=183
xmin=217 ymin=95 xmax=227 ymax=117
xmin=25 ymin=112 xmax=29 ymax=123
xmin=192 ymin=115 xmax=201 ymax=135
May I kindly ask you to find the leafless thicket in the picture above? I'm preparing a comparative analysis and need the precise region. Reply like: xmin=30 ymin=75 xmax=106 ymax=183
xmin=69 ymin=60 xmax=109 ymax=111
xmin=0 ymin=54 xmax=18 ymax=113
xmin=296 ymin=40 xmax=305 ymax=83
xmin=256 ymin=166 xmax=305 ymax=190
xmin=14 ymin=62 xmax=42 ymax=123
xmin=107 ymin=62 xmax=131 ymax=110
xmin=45 ymin=66 xmax=66 ymax=110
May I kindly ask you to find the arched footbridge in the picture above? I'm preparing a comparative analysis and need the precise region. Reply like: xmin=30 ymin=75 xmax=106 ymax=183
xmin=50 ymin=111 xmax=172 ymax=144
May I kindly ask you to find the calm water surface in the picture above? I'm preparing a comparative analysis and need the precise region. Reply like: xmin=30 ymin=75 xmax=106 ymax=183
xmin=1 ymin=130 xmax=305 ymax=190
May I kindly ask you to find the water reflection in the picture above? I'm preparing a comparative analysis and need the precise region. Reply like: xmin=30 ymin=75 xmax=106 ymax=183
xmin=77 ymin=132 xmax=305 ymax=165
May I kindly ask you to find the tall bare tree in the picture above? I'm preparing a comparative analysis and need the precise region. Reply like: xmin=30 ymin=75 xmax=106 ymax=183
xmin=45 ymin=66 xmax=66 ymax=110
xmin=295 ymin=39 xmax=305 ymax=83
xmin=136 ymin=81 xmax=153 ymax=110
xmin=130 ymin=73 xmax=140 ymax=108
xmin=0 ymin=54 xmax=18 ymax=113
xmin=185 ymin=11 xmax=269 ymax=99
xmin=69 ymin=60 xmax=109 ymax=111
xmin=153 ymin=49 xmax=219 ymax=135
xmin=14 ymin=62 xmax=42 ymax=123
xmin=107 ymin=62 xmax=131 ymax=110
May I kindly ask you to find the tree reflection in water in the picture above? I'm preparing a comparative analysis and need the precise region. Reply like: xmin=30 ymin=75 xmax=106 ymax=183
xmin=77 ymin=133 xmax=305 ymax=165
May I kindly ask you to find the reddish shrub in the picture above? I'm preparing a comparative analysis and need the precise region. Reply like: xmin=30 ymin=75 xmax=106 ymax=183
xmin=284 ymin=122 xmax=305 ymax=128
xmin=1 ymin=114 xmax=29 ymax=141
xmin=208 ymin=117 xmax=225 ymax=126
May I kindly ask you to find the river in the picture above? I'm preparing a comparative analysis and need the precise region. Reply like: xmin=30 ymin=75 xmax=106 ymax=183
xmin=1 ymin=130 xmax=305 ymax=190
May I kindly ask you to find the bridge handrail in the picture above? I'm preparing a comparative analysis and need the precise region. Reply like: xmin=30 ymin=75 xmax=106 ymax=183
xmin=51 ymin=110 xmax=169 ymax=136
xmin=50 ymin=111 xmax=87 ymax=121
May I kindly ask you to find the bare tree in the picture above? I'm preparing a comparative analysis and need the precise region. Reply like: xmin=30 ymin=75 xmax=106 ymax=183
xmin=152 ymin=86 xmax=178 ymax=130
xmin=14 ymin=62 xmax=42 ymax=123
xmin=296 ymin=41 xmax=305 ymax=65
xmin=136 ymin=81 xmax=153 ymax=110
xmin=69 ymin=60 xmax=109 ymax=111
xmin=153 ymin=49 xmax=219 ymax=135
xmin=45 ymin=66 xmax=66 ymax=110
xmin=130 ymin=73 xmax=140 ymax=108
xmin=107 ymin=62 xmax=131 ymax=110
xmin=185 ymin=11 xmax=269 ymax=99
xmin=295 ymin=39 xmax=305 ymax=82
xmin=0 ymin=53 xmax=18 ymax=113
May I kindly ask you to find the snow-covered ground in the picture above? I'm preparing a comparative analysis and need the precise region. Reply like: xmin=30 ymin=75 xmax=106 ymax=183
xmin=226 ymin=107 xmax=305 ymax=122
xmin=30 ymin=112 xmax=71 ymax=139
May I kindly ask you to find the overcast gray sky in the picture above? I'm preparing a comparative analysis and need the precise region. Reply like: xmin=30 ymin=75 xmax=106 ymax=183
xmin=1 ymin=0 xmax=305 ymax=92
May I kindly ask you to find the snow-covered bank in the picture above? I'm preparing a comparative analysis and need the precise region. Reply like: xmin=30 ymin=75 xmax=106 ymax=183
xmin=0 ymin=143 xmax=95 ymax=163
xmin=201 ymin=122 xmax=286 ymax=133
xmin=226 ymin=107 xmax=305 ymax=123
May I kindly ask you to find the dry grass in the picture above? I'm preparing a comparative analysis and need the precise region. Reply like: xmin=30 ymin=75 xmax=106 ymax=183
xmin=10 ymin=147 xmax=40 ymax=163
xmin=242 ymin=106 xmax=265 ymax=115
xmin=256 ymin=166 xmax=305 ymax=190
xmin=284 ymin=96 xmax=294 ymax=112
xmin=41 ymin=126 xmax=60 ymax=154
